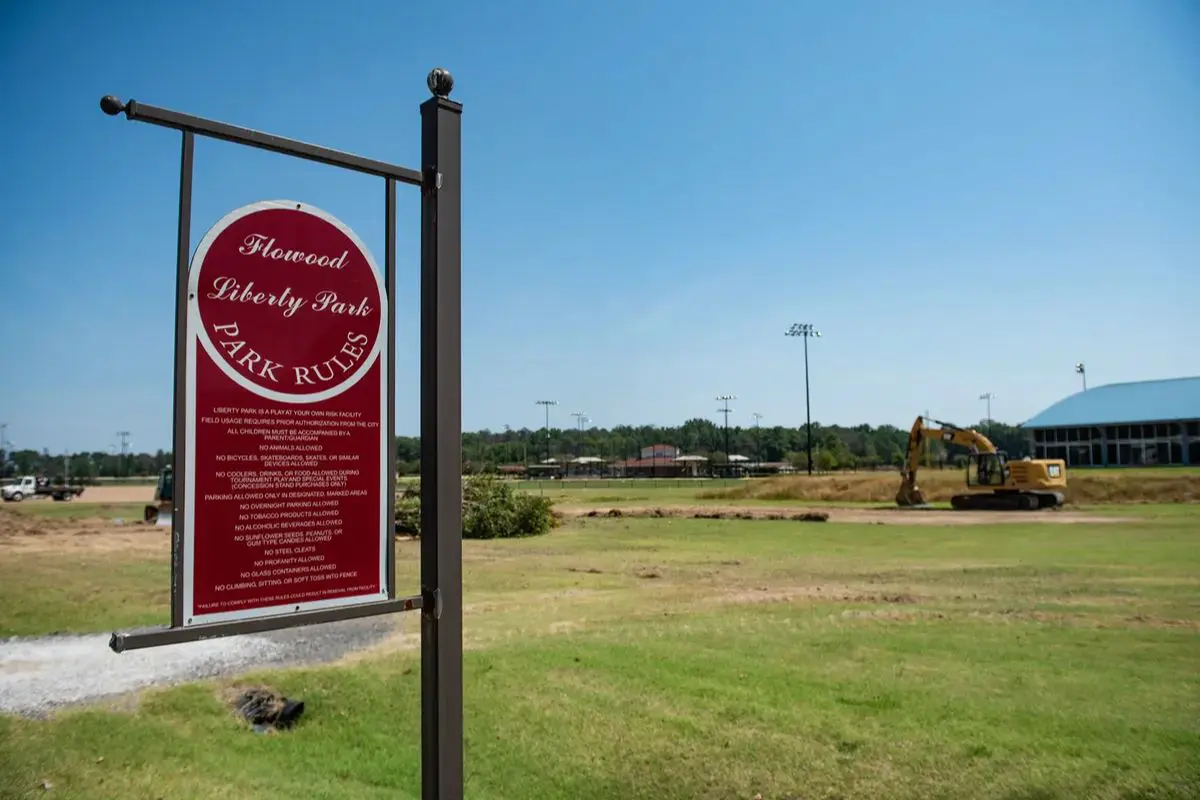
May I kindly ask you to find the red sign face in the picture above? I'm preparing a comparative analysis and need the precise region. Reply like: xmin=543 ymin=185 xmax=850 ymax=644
xmin=183 ymin=200 xmax=388 ymax=625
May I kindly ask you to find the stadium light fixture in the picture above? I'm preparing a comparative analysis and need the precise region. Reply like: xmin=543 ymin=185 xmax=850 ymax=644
xmin=785 ymin=323 xmax=820 ymax=475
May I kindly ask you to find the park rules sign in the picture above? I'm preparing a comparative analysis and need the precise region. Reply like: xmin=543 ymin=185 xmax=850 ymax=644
xmin=183 ymin=200 xmax=388 ymax=626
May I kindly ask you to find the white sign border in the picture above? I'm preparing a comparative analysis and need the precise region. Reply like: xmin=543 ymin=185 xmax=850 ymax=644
xmin=182 ymin=199 xmax=389 ymax=627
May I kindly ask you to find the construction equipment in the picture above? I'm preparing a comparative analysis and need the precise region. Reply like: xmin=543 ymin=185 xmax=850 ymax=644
xmin=143 ymin=465 xmax=174 ymax=527
xmin=2 ymin=475 xmax=86 ymax=502
xmin=895 ymin=416 xmax=1067 ymax=511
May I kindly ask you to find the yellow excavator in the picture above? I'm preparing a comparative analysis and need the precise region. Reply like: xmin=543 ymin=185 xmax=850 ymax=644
xmin=895 ymin=416 xmax=1067 ymax=511
xmin=144 ymin=465 xmax=174 ymax=527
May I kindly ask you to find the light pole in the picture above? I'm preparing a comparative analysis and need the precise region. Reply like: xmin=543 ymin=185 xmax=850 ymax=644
xmin=535 ymin=400 xmax=557 ymax=463
xmin=979 ymin=392 xmax=994 ymax=437
xmin=1075 ymin=362 xmax=1087 ymax=392
xmin=715 ymin=395 xmax=736 ymax=466
xmin=785 ymin=322 xmax=820 ymax=475
xmin=751 ymin=412 xmax=763 ymax=466
xmin=116 ymin=431 xmax=130 ymax=478
xmin=570 ymin=411 xmax=588 ymax=458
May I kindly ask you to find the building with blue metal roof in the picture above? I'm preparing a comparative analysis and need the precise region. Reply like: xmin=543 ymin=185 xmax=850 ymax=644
xmin=1022 ymin=376 xmax=1200 ymax=467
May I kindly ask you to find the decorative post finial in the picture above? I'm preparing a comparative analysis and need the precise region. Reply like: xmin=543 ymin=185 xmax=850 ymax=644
xmin=99 ymin=95 xmax=127 ymax=116
xmin=426 ymin=68 xmax=454 ymax=99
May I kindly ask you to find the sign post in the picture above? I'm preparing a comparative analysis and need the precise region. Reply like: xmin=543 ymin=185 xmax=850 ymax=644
xmin=419 ymin=73 xmax=464 ymax=794
xmin=99 ymin=68 xmax=463 ymax=799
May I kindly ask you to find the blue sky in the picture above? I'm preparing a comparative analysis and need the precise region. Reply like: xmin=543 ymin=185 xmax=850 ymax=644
xmin=1 ymin=0 xmax=1197 ymax=453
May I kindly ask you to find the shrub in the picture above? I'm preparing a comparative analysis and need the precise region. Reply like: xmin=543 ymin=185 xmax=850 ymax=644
xmin=395 ymin=475 xmax=554 ymax=540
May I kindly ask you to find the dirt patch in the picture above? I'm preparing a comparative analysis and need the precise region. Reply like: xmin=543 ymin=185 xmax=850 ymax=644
xmin=720 ymin=584 xmax=922 ymax=606
xmin=557 ymin=504 xmax=1130 ymax=525
xmin=581 ymin=508 xmax=629 ymax=519
xmin=1123 ymin=614 xmax=1200 ymax=630
xmin=0 ymin=508 xmax=167 ymax=555
xmin=961 ymin=609 xmax=1200 ymax=630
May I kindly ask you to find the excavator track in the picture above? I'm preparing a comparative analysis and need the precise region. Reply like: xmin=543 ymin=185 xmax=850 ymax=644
xmin=950 ymin=491 xmax=1065 ymax=511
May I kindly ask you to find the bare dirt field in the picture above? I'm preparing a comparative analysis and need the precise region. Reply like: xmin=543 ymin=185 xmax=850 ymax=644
xmin=555 ymin=504 xmax=1134 ymax=525
xmin=72 ymin=485 xmax=155 ymax=503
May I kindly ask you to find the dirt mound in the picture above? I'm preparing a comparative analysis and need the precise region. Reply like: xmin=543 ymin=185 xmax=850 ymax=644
xmin=700 ymin=471 xmax=1200 ymax=505
xmin=559 ymin=504 xmax=1129 ymax=526
xmin=0 ymin=508 xmax=53 ymax=539
xmin=580 ymin=507 xmax=830 ymax=522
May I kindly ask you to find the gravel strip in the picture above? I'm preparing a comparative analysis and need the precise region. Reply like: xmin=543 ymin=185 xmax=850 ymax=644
xmin=0 ymin=615 xmax=401 ymax=718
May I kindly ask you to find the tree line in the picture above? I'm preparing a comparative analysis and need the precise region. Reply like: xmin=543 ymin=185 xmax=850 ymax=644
xmin=0 ymin=448 xmax=171 ymax=481
xmin=404 ymin=417 xmax=1031 ymax=475
xmin=0 ymin=418 xmax=1032 ymax=480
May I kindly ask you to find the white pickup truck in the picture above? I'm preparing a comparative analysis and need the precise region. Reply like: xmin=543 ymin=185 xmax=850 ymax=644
xmin=1 ymin=475 xmax=86 ymax=502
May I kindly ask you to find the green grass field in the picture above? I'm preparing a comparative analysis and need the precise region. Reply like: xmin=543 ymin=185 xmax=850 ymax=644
xmin=2 ymin=505 xmax=1199 ymax=799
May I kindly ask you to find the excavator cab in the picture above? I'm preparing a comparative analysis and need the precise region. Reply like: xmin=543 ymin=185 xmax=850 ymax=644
xmin=143 ymin=466 xmax=174 ymax=527
xmin=967 ymin=452 xmax=1009 ymax=488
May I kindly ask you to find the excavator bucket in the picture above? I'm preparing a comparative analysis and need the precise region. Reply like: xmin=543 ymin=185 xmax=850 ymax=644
xmin=895 ymin=473 xmax=928 ymax=507
xmin=144 ymin=503 xmax=173 ymax=527
xmin=146 ymin=467 xmax=174 ymax=528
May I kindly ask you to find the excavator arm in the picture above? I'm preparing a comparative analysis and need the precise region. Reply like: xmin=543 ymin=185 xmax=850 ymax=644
xmin=896 ymin=416 xmax=998 ymax=506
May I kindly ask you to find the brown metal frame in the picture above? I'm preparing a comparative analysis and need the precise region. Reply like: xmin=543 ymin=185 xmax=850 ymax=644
xmin=98 ymin=67 xmax=464 ymax=799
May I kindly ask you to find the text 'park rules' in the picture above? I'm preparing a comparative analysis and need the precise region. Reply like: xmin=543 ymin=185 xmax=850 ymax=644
xmin=183 ymin=200 xmax=388 ymax=625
